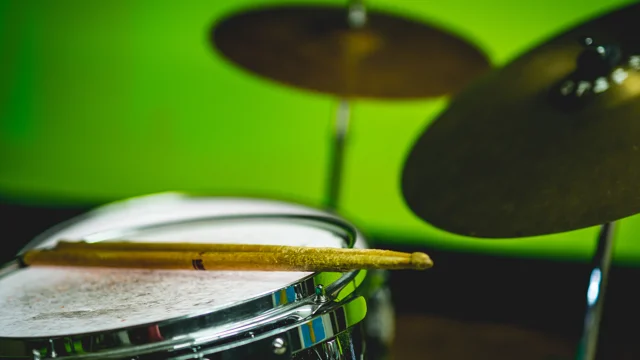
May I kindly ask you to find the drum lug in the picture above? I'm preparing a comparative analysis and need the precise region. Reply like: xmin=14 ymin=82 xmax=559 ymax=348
xmin=49 ymin=339 xmax=56 ymax=358
xmin=322 ymin=339 xmax=342 ymax=360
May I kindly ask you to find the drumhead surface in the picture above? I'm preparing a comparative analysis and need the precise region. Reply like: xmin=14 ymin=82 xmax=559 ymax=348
xmin=0 ymin=194 xmax=355 ymax=338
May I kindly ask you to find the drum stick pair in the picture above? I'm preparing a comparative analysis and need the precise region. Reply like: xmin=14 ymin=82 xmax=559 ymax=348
xmin=20 ymin=240 xmax=433 ymax=272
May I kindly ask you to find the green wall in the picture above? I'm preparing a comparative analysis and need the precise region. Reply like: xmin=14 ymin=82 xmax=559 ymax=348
xmin=1 ymin=0 xmax=638 ymax=263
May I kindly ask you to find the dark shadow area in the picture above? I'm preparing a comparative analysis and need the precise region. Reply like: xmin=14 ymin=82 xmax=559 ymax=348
xmin=377 ymin=241 xmax=640 ymax=359
xmin=0 ymin=201 xmax=90 ymax=263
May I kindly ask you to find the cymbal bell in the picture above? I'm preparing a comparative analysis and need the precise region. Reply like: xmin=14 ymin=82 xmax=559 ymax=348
xmin=210 ymin=5 xmax=490 ymax=99
xmin=402 ymin=3 xmax=640 ymax=238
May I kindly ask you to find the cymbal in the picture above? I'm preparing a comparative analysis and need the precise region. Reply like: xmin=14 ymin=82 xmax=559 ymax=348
xmin=402 ymin=3 xmax=640 ymax=238
xmin=210 ymin=5 xmax=490 ymax=99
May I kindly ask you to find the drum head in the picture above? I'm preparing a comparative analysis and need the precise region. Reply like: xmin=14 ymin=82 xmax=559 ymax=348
xmin=22 ymin=193 xmax=368 ymax=252
xmin=0 ymin=194 xmax=359 ymax=338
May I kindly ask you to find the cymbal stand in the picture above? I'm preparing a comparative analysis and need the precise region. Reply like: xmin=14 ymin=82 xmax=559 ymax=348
xmin=575 ymin=222 xmax=616 ymax=360
xmin=326 ymin=100 xmax=350 ymax=211
xmin=325 ymin=0 xmax=367 ymax=212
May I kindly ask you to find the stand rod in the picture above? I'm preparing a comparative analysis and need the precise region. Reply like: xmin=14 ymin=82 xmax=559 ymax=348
xmin=324 ymin=0 xmax=367 ymax=212
xmin=575 ymin=222 xmax=616 ymax=360
xmin=347 ymin=0 xmax=367 ymax=28
xmin=325 ymin=100 xmax=351 ymax=211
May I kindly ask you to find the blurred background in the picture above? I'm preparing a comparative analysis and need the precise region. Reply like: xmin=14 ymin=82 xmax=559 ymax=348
xmin=2 ymin=0 xmax=640 ymax=358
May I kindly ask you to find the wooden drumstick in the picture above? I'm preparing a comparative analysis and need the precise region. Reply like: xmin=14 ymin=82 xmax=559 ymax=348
xmin=54 ymin=240 xmax=413 ymax=258
xmin=21 ymin=248 xmax=433 ymax=272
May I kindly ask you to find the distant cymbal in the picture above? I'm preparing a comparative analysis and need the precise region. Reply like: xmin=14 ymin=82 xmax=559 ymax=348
xmin=210 ymin=5 xmax=490 ymax=99
xmin=402 ymin=3 xmax=640 ymax=238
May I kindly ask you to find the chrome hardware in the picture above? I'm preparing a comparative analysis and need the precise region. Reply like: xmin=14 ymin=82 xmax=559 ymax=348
xmin=314 ymin=285 xmax=328 ymax=303
xmin=322 ymin=339 xmax=342 ymax=360
xmin=272 ymin=337 xmax=287 ymax=355
xmin=49 ymin=339 xmax=57 ymax=358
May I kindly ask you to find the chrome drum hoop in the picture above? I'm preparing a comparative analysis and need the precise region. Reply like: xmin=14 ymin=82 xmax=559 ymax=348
xmin=2 ymin=295 xmax=367 ymax=360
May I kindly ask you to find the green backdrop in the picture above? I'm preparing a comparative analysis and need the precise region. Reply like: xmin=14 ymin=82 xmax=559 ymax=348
xmin=1 ymin=0 xmax=638 ymax=264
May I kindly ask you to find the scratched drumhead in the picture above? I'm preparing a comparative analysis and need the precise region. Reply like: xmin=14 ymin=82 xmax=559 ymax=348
xmin=0 ymin=194 xmax=354 ymax=338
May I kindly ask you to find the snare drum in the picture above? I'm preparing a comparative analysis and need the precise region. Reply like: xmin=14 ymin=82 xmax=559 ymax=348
xmin=0 ymin=193 xmax=395 ymax=360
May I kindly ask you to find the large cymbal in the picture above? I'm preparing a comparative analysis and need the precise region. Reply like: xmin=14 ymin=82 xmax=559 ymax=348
xmin=210 ymin=5 xmax=490 ymax=99
xmin=402 ymin=4 xmax=640 ymax=238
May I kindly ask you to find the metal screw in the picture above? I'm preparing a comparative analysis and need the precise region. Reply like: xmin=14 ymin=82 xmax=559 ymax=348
xmin=272 ymin=337 xmax=287 ymax=355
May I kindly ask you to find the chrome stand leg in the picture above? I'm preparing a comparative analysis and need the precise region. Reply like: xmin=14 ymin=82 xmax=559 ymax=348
xmin=575 ymin=222 xmax=616 ymax=360
xmin=324 ymin=0 xmax=367 ymax=212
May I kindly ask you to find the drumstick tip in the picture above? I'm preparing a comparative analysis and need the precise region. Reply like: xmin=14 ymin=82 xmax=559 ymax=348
xmin=410 ymin=252 xmax=433 ymax=269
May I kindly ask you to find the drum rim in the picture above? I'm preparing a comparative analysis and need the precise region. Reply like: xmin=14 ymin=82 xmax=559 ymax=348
xmin=164 ymin=295 xmax=368 ymax=360
xmin=1 ymin=294 xmax=367 ymax=360
xmin=0 ymin=212 xmax=364 ymax=359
